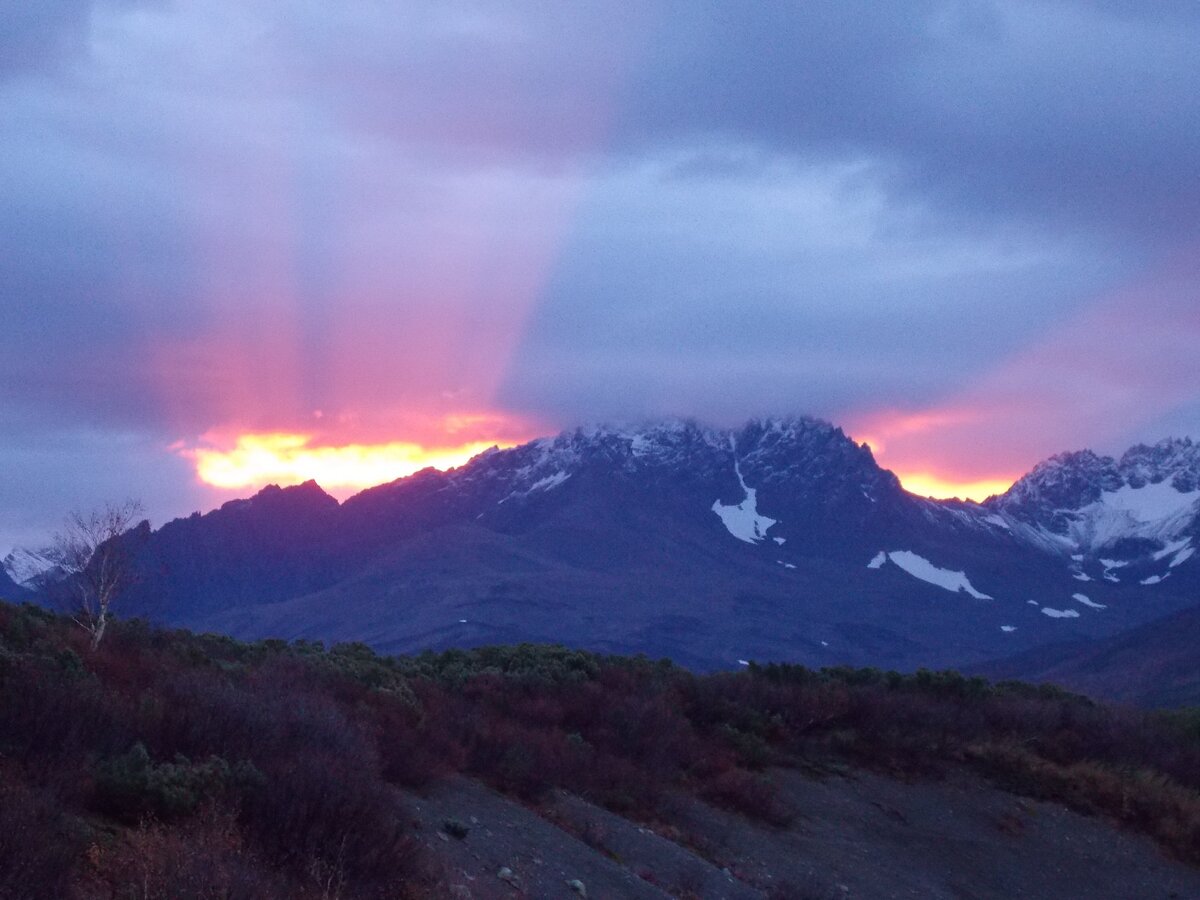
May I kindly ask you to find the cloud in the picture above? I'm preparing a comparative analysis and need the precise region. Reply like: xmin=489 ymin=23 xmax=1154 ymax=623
xmin=0 ymin=418 xmax=203 ymax=555
xmin=845 ymin=247 xmax=1200 ymax=480
xmin=1 ymin=0 xmax=1198 ymax=539
xmin=496 ymin=152 xmax=1119 ymax=424
xmin=605 ymin=1 xmax=1200 ymax=245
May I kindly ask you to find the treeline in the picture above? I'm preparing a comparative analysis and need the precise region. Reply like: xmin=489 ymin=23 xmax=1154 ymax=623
xmin=1 ymin=601 xmax=1199 ymax=898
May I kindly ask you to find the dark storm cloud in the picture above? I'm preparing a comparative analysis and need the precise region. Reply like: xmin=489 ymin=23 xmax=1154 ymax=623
xmin=604 ymin=1 xmax=1200 ymax=244
xmin=256 ymin=2 xmax=1200 ymax=246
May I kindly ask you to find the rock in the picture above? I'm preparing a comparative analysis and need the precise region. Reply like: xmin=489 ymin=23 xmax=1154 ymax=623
xmin=566 ymin=879 xmax=587 ymax=896
xmin=497 ymin=866 xmax=519 ymax=886
xmin=442 ymin=818 xmax=470 ymax=839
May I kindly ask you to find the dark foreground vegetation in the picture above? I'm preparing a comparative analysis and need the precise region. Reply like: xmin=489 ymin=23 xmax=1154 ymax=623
xmin=1 ymin=600 xmax=1199 ymax=898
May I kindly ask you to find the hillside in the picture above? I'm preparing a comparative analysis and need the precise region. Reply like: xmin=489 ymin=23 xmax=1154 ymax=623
xmin=2 ymin=601 xmax=1199 ymax=898
xmin=976 ymin=602 xmax=1200 ymax=708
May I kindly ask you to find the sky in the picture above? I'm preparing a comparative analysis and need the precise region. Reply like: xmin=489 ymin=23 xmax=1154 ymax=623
xmin=2 ymin=1 xmax=1199 ymax=551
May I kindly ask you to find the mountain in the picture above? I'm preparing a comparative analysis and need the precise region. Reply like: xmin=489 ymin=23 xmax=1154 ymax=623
xmin=986 ymin=438 xmax=1200 ymax=562
xmin=0 ymin=548 xmax=54 ymax=596
xmin=83 ymin=416 xmax=1200 ymax=676
xmin=976 ymin=602 xmax=1200 ymax=708
xmin=0 ymin=562 xmax=28 ymax=601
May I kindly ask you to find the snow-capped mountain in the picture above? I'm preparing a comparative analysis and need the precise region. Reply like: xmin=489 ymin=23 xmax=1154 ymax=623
xmin=370 ymin=417 xmax=900 ymax=516
xmin=1 ymin=547 xmax=59 ymax=591
xmin=16 ymin=418 xmax=1199 ymax=676
xmin=981 ymin=439 xmax=1200 ymax=583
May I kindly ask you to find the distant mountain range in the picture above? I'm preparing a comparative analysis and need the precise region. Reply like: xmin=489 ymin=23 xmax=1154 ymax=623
xmin=7 ymin=417 xmax=1200 ymax=687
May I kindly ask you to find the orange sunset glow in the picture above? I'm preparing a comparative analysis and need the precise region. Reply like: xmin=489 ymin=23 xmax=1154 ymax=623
xmin=183 ymin=432 xmax=526 ymax=493
xmin=849 ymin=413 xmax=1018 ymax=502
xmin=889 ymin=472 xmax=1016 ymax=502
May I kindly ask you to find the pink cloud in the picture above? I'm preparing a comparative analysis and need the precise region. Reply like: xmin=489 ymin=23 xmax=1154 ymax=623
xmin=846 ymin=248 xmax=1200 ymax=486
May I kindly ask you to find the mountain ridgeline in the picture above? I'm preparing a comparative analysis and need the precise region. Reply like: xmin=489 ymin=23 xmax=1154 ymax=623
xmin=10 ymin=417 xmax=1200 ymax=688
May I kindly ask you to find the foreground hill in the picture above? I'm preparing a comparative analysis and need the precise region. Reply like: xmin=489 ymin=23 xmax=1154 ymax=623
xmin=1 ymin=602 xmax=1199 ymax=898
xmin=26 ymin=417 xmax=1199 ymax=677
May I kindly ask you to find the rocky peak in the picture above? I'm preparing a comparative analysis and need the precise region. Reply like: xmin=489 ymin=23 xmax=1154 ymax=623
xmin=993 ymin=439 xmax=1200 ymax=524
xmin=442 ymin=415 xmax=898 ymax=511
xmin=1119 ymin=438 xmax=1200 ymax=492
xmin=2 ymin=547 xmax=58 ymax=590
xmin=736 ymin=417 xmax=898 ymax=497
xmin=989 ymin=450 xmax=1121 ymax=521
xmin=220 ymin=480 xmax=339 ymax=516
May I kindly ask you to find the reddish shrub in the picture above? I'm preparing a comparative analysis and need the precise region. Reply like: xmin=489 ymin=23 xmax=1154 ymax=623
xmin=700 ymin=769 xmax=794 ymax=826
xmin=0 ymin=776 xmax=81 ymax=899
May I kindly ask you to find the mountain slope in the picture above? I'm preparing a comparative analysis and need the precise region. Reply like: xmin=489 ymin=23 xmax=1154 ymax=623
xmin=976 ymin=602 xmax=1200 ymax=708
xmin=0 ymin=563 xmax=28 ymax=601
xmin=96 ymin=418 xmax=1200 ymax=673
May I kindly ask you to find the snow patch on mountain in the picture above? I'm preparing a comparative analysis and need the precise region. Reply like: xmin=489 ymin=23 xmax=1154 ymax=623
xmin=528 ymin=471 xmax=571 ymax=493
xmin=867 ymin=551 xmax=887 ymax=569
xmin=712 ymin=459 xmax=777 ymax=544
xmin=1151 ymin=538 xmax=1194 ymax=569
xmin=1003 ymin=482 xmax=1200 ymax=557
xmin=875 ymin=550 xmax=993 ymax=599
xmin=2 ymin=548 xmax=58 ymax=588
xmin=1103 ymin=482 xmax=1200 ymax=522
xmin=1072 ymin=593 xmax=1106 ymax=610
xmin=1042 ymin=607 xmax=1081 ymax=619
xmin=1153 ymin=538 xmax=1190 ymax=561
xmin=497 ymin=471 xmax=572 ymax=505
xmin=988 ymin=439 xmax=1200 ymax=558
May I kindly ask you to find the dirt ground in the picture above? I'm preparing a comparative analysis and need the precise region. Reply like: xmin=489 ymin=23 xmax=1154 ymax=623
xmin=406 ymin=769 xmax=1200 ymax=899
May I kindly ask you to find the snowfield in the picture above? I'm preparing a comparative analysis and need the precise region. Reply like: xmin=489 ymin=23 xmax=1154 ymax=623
xmin=870 ymin=550 xmax=992 ymax=599
xmin=712 ymin=459 xmax=777 ymax=544
xmin=1071 ymin=593 xmax=1106 ymax=610
xmin=1041 ymin=607 xmax=1081 ymax=619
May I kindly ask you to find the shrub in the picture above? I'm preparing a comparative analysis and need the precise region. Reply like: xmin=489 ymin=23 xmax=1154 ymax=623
xmin=0 ymin=777 xmax=82 ymax=900
xmin=92 ymin=742 xmax=260 ymax=823
xmin=90 ymin=804 xmax=295 ymax=900
xmin=700 ymin=769 xmax=794 ymax=827
xmin=239 ymin=749 xmax=418 ymax=892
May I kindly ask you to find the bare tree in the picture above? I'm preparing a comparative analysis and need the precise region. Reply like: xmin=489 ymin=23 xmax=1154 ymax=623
xmin=45 ymin=500 xmax=145 ymax=650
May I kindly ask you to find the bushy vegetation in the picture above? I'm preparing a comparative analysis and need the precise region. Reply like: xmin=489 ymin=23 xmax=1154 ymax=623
xmin=1 ymin=600 xmax=1199 ymax=897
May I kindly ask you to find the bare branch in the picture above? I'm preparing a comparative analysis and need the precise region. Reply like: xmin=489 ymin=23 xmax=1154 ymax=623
xmin=43 ymin=499 xmax=145 ymax=650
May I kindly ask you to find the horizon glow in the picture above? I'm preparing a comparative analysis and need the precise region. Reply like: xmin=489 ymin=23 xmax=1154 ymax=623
xmin=184 ymin=432 xmax=527 ymax=494
xmin=183 ymin=424 xmax=1021 ymax=504
xmin=891 ymin=472 xmax=1017 ymax=503
xmin=849 ymin=413 xmax=1020 ymax=502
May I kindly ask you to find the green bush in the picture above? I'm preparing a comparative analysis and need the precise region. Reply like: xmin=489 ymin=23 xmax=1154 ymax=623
xmin=92 ymin=742 xmax=261 ymax=823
